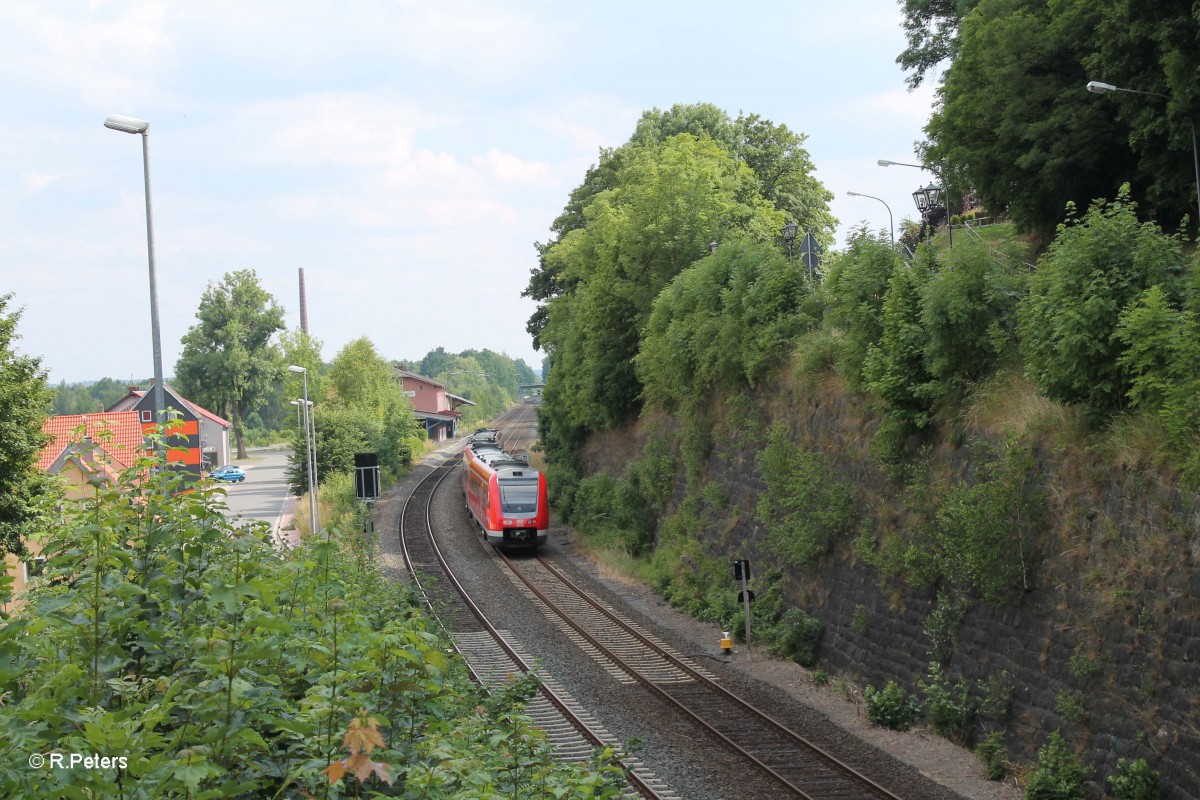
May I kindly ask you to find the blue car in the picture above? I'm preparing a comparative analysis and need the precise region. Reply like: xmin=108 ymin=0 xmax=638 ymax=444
xmin=210 ymin=465 xmax=246 ymax=483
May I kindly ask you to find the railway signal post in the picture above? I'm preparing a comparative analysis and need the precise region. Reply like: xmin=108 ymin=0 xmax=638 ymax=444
xmin=733 ymin=559 xmax=753 ymax=661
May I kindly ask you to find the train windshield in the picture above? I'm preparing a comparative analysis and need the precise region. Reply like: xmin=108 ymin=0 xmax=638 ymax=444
xmin=499 ymin=478 xmax=539 ymax=515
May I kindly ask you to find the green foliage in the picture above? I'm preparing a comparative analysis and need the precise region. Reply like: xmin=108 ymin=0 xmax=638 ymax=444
xmin=1019 ymin=190 xmax=1186 ymax=420
xmin=850 ymin=604 xmax=869 ymax=636
xmin=921 ymin=237 xmax=1025 ymax=393
xmin=932 ymin=437 xmax=1042 ymax=602
xmin=975 ymin=731 xmax=1010 ymax=780
xmin=1055 ymin=689 xmax=1088 ymax=723
xmin=175 ymin=269 xmax=286 ymax=459
xmin=864 ymin=681 xmax=920 ymax=731
xmin=923 ymin=590 xmax=970 ymax=666
xmin=1107 ymin=758 xmax=1160 ymax=800
xmin=766 ymin=607 xmax=825 ymax=667
xmin=979 ymin=670 xmax=1014 ymax=721
xmin=637 ymin=239 xmax=819 ymax=411
xmin=919 ymin=0 xmax=1134 ymax=238
xmin=0 ymin=442 xmax=623 ymax=798
xmin=821 ymin=228 xmax=901 ymax=385
xmin=896 ymin=0 xmax=977 ymax=88
xmin=1024 ymin=730 xmax=1089 ymax=800
xmin=918 ymin=662 xmax=975 ymax=744
xmin=50 ymin=376 xmax=131 ymax=415
xmin=1115 ymin=278 xmax=1200 ymax=482
xmin=0 ymin=293 xmax=55 ymax=558
xmin=755 ymin=423 xmax=856 ymax=567
xmin=1068 ymin=645 xmax=1101 ymax=681
xmin=863 ymin=247 xmax=936 ymax=433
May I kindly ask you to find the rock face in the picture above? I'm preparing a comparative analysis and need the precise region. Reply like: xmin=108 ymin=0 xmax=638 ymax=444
xmin=583 ymin=377 xmax=1200 ymax=798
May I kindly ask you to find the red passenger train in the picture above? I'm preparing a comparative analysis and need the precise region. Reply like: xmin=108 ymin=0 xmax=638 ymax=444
xmin=462 ymin=429 xmax=549 ymax=548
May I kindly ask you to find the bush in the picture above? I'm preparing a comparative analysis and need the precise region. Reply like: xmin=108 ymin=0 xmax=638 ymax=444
xmin=864 ymin=681 xmax=920 ymax=731
xmin=918 ymin=662 xmax=975 ymax=744
xmin=767 ymin=608 xmax=825 ymax=667
xmin=1107 ymin=758 xmax=1160 ymax=800
xmin=1024 ymin=730 xmax=1089 ymax=800
xmin=756 ymin=423 xmax=856 ymax=567
xmin=975 ymin=731 xmax=1009 ymax=780
xmin=1020 ymin=188 xmax=1186 ymax=421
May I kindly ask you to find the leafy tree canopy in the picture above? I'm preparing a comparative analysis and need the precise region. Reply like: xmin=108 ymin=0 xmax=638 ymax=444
xmin=525 ymin=102 xmax=834 ymax=348
xmin=920 ymin=0 xmax=1200 ymax=236
xmin=896 ymin=0 xmax=980 ymax=88
xmin=0 ymin=294 xmax=54 ymax=558
xmin=538 ymin=133 xmax=787 ymax=432
xmin=175 ymin=270 xmax=285 ymax=458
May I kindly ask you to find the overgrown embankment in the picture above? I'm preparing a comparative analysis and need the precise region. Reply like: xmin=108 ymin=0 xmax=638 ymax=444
xmin=573 ymin=363 xmax=1200 ymax=797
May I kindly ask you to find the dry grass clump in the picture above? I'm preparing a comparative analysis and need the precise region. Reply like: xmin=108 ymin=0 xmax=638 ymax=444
xmin=961 ymin=367 xmax=1085 ymax=442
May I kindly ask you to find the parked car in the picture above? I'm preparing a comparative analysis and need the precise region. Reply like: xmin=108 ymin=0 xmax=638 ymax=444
xmin=210 ymin=465 xmax=246 ymax=483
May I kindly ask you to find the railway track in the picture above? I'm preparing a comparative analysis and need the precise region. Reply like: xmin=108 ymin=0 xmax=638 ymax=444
xmin=499 ymin=552 xmax=909 ymax=800
xmin=398 ymin=432 xmax=675 ymax=799
xmin=483 ymin=404 xmax=912 ymax=799
xmin=404 ymin=404 xmax=914 ymax=798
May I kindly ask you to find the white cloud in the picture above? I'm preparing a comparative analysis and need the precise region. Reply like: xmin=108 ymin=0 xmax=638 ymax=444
xmin=474 ymin=148 xmax=555 ymax=187
xmin=23 ymin=172 xmax=62 ymax=192
xmin=0 ymin=2 xmax=174 ymax=108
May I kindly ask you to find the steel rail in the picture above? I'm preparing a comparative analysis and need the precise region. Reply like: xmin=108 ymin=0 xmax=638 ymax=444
xmin=397 ymin=444 xmax=665 ymax=799
xmin=502 ymin=552 xmax=908 ymax=800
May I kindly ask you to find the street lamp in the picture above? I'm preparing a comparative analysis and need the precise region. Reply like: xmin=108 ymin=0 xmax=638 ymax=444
xmin=1086 ymin=80 xmax=1200 ymax=227
xmin=846 ymin=191 xmax=895 ymax=247
xmin=879 ymin=159 xmax=953 ymax=247
xmin=781 ymin=221 xmax=799 ymax=259
xmin=104 ymin=114 xmax=164 ymax=426
xmin=288 ymin=365 xmax=319 ymax=535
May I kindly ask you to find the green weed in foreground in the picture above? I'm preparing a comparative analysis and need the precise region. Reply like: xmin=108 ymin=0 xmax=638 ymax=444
xmin=0 ymin=438 xmax=625 ymax=799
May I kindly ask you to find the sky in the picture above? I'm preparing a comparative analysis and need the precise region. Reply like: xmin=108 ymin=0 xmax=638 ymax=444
xmin=2 ymin=0 xmax=940 ymax=385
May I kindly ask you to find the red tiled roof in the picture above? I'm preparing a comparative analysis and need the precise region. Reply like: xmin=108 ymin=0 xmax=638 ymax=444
xmin=108 ymin=386 xmax=230 ymax=428
xmin=187 ymin=401 xmax=230 ymax=428
xmin=37 ymin=412 xmax=146 ymax=472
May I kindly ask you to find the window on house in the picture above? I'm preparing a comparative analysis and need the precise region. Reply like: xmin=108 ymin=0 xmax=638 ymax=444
xmin=23 ymin=557 xmax=46 ymax=583
xmin=140 ymin=410 xmax=153 ymax=423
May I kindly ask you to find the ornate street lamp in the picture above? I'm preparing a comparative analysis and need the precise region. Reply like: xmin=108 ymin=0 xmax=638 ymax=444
xmin=881 ymin=159 xmax=953 ymax=247
xmin=781 ymin=221 xmax=799 ymax=259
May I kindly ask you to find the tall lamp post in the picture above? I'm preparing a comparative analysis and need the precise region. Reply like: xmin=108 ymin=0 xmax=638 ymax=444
xmin=846 ymin=191 xmax=895 ymax=247
xmin=104 ymin=114 xmax=165 ymax=424
xmin=288 ymin=365 xmax=319 ymax=535
xmin=1086 ymin=80 xmax=1200 ymax=227
xmin=879 ymin=159 xmax=953 ymax=247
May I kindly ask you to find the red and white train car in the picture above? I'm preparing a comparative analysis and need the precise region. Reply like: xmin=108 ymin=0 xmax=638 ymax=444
xmin=462 ymin=429 xmax=548 ymax=548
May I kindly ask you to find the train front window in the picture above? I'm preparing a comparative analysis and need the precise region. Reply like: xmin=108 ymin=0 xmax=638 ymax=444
xmin=499 ymin=479 xmax=538 ymax=515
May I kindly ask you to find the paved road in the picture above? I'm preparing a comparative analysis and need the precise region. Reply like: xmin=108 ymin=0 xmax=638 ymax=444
xmin=216 ymin=447 xmax=295 ymax=539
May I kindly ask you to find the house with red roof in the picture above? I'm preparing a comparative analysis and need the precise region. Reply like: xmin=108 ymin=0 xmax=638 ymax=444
xmin=4 ymin=410 xmax=147 ymax=613
xmin=393 ymin=367 xmax=476 ymax=441
xmin=107 ymin=383 xmax=232 ymax=472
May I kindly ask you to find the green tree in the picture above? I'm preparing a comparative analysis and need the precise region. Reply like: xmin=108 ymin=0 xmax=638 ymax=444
xmin=175 ymin=270 xmax=286 ymax=459
xmin=50 ymin=381 xmax=99 ymax=415
xmin=921 ymin=0 xmax=1130 ymax=237
xmin=863 ymin=248 xmax=936 ymax=432
xmin=637 ymin=239 xmax=818 ymax=410
xmin=1019 ymin=190 xmax=1185 ymax=419
xmin=539 ymin=134 xmax=786 ymax=431
xmin=1024 ymin=730 xmax=1089 ymax=800
xmin=821 ymin=228 xmax=902 ymax=385
xmin=325 ymin=337 xmax=420 ymax=477
xmin=896 ymin=0 xmax=980 ymax=88
xmin=1085 ymin=0 xmax=1200 ymax=230
xmin=0 ymin=295 xmax=54 ymax=558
